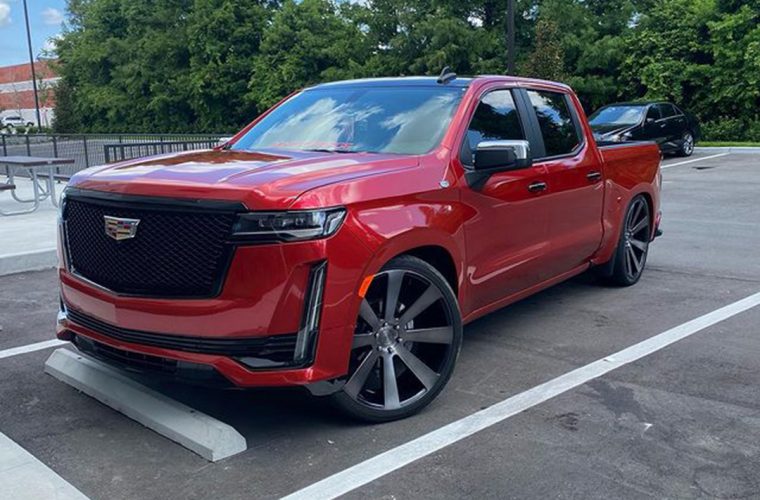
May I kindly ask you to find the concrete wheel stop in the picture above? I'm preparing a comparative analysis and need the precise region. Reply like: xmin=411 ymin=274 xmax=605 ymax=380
xmin=44 ymin=348 xmax=247 ymax=462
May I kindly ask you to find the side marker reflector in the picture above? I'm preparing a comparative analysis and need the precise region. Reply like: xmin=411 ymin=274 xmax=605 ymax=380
xmin=358 ymin=275 xmax=374 ymax=298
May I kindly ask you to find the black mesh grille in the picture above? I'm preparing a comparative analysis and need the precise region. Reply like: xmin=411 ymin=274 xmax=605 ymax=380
xmin=67 ymin=308 xmax=298 ymax=362
xmin=64 ymin=196 xmax=236 ymax=297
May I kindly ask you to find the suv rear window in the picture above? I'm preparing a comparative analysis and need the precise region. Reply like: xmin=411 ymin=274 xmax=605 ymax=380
xmin=526 ymin=90 xmax=581 ymax=157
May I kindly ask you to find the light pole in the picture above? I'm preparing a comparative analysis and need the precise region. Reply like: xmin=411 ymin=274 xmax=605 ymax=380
xmin=507 ymin=0 xmax=516 ymax=75
xmin=22 ymin=0 xmax=42 ymax=128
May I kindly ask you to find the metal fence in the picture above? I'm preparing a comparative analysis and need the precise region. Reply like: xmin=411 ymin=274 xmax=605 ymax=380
xmin=103 ymin=139 xmax=224 ymax=164
xmin=1 ymin=133 xmax=227 ymax=177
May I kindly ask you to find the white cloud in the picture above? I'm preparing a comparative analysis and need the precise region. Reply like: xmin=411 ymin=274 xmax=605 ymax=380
xmin=41 ymin=7 xmax=63 ymax=26
xmin=0 ymin=1 xmax=11 ymax=27
xmin=41 ymin=34 xmax=62 ymax=55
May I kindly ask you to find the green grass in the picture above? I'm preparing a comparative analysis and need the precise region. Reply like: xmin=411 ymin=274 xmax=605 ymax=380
xmin=700 ymin=141 xmax=760 ymax=147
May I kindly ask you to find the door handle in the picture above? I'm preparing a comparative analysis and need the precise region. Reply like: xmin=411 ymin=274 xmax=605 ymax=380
xmin=528 ymin=181 xmax=547 ymax=193
xmin=586 ymin=171 xmax=602 ymax=182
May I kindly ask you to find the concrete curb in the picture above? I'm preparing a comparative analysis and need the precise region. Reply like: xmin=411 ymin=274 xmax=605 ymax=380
xmin=44 ymin=348 xmax=247 ymax=462
xmin=696 ymin=146 xmax=760 ymax=154
xmin=0 ymin=248 xmax=57 ymax=277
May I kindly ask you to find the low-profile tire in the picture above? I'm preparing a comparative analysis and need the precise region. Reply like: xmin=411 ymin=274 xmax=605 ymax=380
xmin=607 ymin=195 xmax=651 ymax=287
xmin=331 ymin=255 xmax=463 ymax=423
xmin=676 ymin=131 xmax=695 ymax=157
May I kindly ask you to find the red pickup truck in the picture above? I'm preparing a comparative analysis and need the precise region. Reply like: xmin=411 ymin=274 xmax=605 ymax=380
xmin=56 ymin=75 xmax=661 ymax=421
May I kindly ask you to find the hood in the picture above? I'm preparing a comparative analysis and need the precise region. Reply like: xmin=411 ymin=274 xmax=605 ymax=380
xmin=70 ymin=148 xmax=417 ymax=210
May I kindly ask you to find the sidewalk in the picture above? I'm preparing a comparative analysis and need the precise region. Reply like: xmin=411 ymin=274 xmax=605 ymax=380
xmin=0 ymin=178 xmax=62 ymax=276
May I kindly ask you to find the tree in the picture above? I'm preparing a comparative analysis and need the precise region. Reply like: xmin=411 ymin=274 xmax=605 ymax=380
xmin=521 ymin=18 xmax=565 ymax=81
xmin=246 ymin=0 xmax=371 ymax=111
xmin=186 ymin=0 xmax=273 ymax=131
xmin=50 ymin=0 xmax=760 ymax=140
xmin=55 ymin=0 xmax=196 ymax=132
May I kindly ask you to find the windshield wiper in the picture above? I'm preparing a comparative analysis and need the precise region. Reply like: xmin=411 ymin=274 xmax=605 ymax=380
xmin=303 ymin=148 xmax=355 ymax=154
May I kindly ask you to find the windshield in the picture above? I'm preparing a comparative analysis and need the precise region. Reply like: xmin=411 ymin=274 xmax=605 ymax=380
xmin=231 ymin=86 xmax=465 ymax=155
xmin=589 ymin=105 xmax=646 ymax=127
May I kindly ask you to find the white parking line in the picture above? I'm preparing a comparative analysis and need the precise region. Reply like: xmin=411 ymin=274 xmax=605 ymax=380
xmin=661 ymin=152 xmax=730 ymax=169
xmin=0 ymin=432 xmax=89 ymax=500
xmin=283 ymin=290 xmax=760 ymax=500
xmin=0 ymin=339 xmax=68 ymax=360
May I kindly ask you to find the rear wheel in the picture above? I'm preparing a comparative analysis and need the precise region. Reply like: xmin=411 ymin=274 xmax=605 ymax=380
xmin=331 ymin=255 xmax=462 ymax=422
xmin=677 ymin=131 xmax=695 ymax=157
xmin=608 ymin=196 xmax=651 ymax=286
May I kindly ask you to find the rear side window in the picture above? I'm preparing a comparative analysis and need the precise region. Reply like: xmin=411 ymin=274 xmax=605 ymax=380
xmin=657 ymin=104 xmax=676 ymax=118
xmin=526 ymin=90 xmax=581 ymax=157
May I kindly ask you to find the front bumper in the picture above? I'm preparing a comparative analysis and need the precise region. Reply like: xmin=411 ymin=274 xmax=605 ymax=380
xmin=57 ymin=216 xmax=375 ymax=388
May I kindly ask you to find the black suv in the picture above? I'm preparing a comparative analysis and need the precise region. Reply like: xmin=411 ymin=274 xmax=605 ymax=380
xmin=589 ymin=102 xmax=700 ymax=157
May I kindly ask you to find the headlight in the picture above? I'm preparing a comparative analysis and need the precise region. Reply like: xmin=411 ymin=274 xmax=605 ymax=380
xmin=230 ymin=208 xmax=346 ymax=243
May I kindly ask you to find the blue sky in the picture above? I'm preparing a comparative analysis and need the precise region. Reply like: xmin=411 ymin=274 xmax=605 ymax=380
xmin=0 ymin=0 xmax=66 ymax=67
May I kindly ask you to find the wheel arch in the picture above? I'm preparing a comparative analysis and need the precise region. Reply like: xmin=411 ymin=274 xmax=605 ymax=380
xmin=353 ymin=227 xmax=464 ymax=304
xmin=394 ymin=245 xmax=458 ymax=296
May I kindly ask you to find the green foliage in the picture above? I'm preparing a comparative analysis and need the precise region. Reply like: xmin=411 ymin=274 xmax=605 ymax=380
xmin=246 ymin=0 xmax=370 ymax=110
xmin=186 ymin=0 xmax=272 ymax=130
xmin=702 ymin=119 xmax=760 ymax=142
xmin=521 ymin=19 xmax=565 ymax=81
xmin=53 ymin=0 xmax=760 ymax=138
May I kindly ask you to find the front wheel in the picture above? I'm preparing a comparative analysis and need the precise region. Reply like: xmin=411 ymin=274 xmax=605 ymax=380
xmin=331 ymin=255 xmax=462 ymax=422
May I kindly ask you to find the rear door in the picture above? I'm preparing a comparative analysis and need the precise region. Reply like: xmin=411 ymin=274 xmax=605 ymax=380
xmin=458 ymin=87 xmax=552 ymax=313
xmin=654 ymin=103 xmax=679 ymax=149
xmin=518 ymin=88 xmax=605 ymax=281
xmin=665 ymin=103 xmax=688 ymax=144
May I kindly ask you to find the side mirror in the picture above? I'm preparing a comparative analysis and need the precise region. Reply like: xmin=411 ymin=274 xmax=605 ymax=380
xmin=467 ymin=140 xmax=532 ymax=189
xmin=645 ymin=118 xmax=655 ymax=125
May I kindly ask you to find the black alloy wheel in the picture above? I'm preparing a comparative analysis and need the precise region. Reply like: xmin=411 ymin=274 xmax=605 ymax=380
xmin=609 ymin=195 xmax=651 ymax=286
xmin=331 ymin=255 xmax=462 ymax=422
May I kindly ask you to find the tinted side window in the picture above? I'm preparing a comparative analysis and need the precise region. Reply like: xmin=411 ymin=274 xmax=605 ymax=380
xmin=526 ymin=90 xmax=581 ymax=157
xmin=658 ymin=104 xmax=676 ymax=118
xmin=466 ymin=90 xmax=525 ymax=155
xmin=646 ymin=106 xmax=661 ymax=121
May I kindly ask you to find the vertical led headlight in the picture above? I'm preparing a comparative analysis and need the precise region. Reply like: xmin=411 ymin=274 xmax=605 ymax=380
xmin=294 ymin=261 xmax=327 ymax=364
xmin=57 ymin=188 xmax=71 ymax=271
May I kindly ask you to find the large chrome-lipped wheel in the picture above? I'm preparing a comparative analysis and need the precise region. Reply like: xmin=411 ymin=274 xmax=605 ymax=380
xmin=332 ymin=255 xmax=462 ymax=422
xmin=609 ymin=195 xmax=651 ymax=286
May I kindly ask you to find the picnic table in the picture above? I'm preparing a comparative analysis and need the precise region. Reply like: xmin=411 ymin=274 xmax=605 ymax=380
xmin=1 ymin=156 xmax=75 ymax=216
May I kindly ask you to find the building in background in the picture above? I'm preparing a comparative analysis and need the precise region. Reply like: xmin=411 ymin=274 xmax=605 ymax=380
xmin=0 ymin=60 xmax=59 ymax=128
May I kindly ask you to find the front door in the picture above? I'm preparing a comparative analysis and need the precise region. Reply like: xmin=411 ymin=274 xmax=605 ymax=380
xmin=458 ymin=88 xmax=552 ymax=314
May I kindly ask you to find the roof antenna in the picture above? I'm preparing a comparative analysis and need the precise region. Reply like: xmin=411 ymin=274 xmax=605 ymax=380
xmin=437 ymin=66 xmax=456 ymax=84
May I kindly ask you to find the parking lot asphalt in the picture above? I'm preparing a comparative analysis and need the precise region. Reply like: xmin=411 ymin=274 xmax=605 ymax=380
xmin=1 ymin=150 xmax=759 ymax=499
